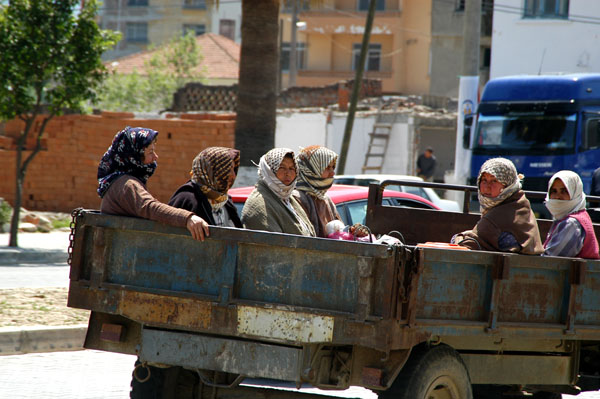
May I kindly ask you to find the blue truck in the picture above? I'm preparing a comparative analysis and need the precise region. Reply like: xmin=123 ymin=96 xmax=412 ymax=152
xmin=466 ymin=74 xmax=600 ymax=197
xmin=67 ymin=181 xmax=600 ymax=399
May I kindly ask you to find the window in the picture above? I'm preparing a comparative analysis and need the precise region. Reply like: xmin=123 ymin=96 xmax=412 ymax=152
xmin=128 ymin=0 xmax=148 ymax=5
xmin=358 ymin=0 xmax=385 ymax=11
xmin=583 ymin=113 xmax=600 ymax=150
xmin=126 ymin=22 xmax=148 ymax=43
xmin=219 ymin=19 xmax=235 ymax=41
xmin=352 ymin=43 xmax=381 ymax=72
xmin=281 ymin=42 xmax=306 ymax=71
xmin=282 ymin=0 xmax=310 ymax=12
xmin=183 ymin=24 xmax=205 ymax=36
xmin=474 ymin=114 xmax=577 ymax=155
xmin=524 ymin=0 xmax=569 ymax=19
xmin=183 ymin=0 xmax=206 ymax=9
xmin=481 ymin=47 xmax=491 ymax=68
xmin=455 ymin=0 xmax=465 ymax=11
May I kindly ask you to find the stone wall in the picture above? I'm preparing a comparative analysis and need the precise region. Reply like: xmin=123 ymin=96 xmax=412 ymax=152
xmin=169 ymin=79 xmax=383 ymax=111
xmin=0 ymin=112 xmax=235 ymax=212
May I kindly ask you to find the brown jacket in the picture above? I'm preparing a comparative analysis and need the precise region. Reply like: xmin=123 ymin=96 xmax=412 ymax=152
xmin=293 ymin=190 xmax=341 ymax=238
xmin=455 ymin=190 xmax=543 ymax=254
xmin=100 ymin=175 xmax=192 ymax=228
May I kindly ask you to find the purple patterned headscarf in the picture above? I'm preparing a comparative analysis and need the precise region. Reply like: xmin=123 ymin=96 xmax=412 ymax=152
xmin=97 ymin=126 xmax=158 ymax=197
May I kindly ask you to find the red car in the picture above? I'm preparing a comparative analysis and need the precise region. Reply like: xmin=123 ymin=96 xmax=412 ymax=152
xmin=229 ymin=184 xmax=440 ymax=226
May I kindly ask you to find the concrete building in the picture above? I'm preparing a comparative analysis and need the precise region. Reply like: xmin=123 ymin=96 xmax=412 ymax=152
xmin=280 ymin=0 xmax=492 ymax=97
xmin=210 ymin=2 xmax=242 ymax=43
xmin=99 ymin=0 xmax=212 ymax=60
xmin=490 ymin=0 xmax=600 ymax=78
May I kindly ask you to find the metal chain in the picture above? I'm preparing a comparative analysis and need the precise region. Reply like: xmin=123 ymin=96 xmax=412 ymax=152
xmin=67 ymin=208 xmax=83 ymax=267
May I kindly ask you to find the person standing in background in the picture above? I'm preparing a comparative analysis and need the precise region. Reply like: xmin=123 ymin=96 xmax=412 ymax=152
xmin=416 ymin=147 xmax=437 ymax=182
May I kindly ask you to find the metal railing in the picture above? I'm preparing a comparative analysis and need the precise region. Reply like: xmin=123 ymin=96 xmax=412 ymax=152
xmin=377 ymin=179 xmax=600 ymax=215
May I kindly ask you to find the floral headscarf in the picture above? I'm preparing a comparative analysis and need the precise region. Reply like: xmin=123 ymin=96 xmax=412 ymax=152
xmin=258 ymin=148 xmax=297 ymax=200
xmin=545 ymin=170 xmax=586 ymax=220
xmin=477 ymin=157 xmax=522 ymax=213
xmin=295 ymin=145 xmax=338 ymax=200
xmin=191 ymin=147 xmax=240 ymax=205
xmin=97 ymin=126 xmax=158 ymax=197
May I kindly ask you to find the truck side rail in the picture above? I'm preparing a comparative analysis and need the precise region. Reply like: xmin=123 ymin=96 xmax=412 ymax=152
xmin=366 ymin=182 xmax=600 ymax=341
xmin=67 ymin=210 xmax=415 ymax=352
xmin=366 ymin=180 xmax=600 ymax=243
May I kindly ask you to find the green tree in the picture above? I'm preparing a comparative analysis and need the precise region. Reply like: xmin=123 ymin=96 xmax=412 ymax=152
xmin=0 ymin=0 xmax=119 ymax=247
xmin=95 ymin=31 xmax=205 ymax=112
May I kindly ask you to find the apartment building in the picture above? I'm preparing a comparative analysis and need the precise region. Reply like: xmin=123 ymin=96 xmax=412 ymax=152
xmin=99 ymin=0 xmax=212 ymax=60
xmin=280 ymin=0 xmax=492 ymax=96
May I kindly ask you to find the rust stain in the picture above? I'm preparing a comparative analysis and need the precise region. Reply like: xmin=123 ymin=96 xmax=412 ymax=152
xmin=118 ymin=291 xmax=211 ymax=329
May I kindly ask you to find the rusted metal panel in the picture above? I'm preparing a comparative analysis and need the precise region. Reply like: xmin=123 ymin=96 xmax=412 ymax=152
xmin=577 ymin=261 xmax=600 ymax=326
xmin=414 ymin=247 xmax=573 ymax=326
xmin=237 ymin=305 xmax=333 ymax=343
xmin=118 ymin=291 xmax=212 ymax=330
xmin=70 ymin=211 xmax=395 ymax=318
xmin=462 ymin=353 xmax=574 ymax=385
xmin=139 ymin=328 xmax=302 ymax=381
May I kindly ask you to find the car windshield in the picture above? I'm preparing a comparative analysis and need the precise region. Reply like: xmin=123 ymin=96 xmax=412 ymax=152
xmin=473 ymin=113 xmax=577 ymax=155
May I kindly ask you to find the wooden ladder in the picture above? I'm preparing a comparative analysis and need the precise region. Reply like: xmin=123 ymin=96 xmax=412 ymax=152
xmin=361 ymin=100 xmax=397 ymax=173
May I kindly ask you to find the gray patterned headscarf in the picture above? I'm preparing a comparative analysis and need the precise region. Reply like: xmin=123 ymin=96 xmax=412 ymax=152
xmin=257 ymin=148 xmax=297 ymax=200
xmin=296 ymin=145 xmax=338 ymax=200
xmin=477 ymin=157 xmax=522 ymax=213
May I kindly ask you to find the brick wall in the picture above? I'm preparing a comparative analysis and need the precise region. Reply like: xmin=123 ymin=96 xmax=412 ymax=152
xmin=0 ymin=112 xmax=235 ymax=212
xmin=169 ymin=79 xmax=383 ymax=111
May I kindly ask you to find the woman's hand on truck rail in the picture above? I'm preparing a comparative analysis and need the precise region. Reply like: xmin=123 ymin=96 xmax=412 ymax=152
xmin=187 ymin=215 xmax=210 ymax=241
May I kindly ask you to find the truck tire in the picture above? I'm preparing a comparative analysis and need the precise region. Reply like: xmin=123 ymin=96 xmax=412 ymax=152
xmin=381 ymin=344 xmax=473 ymax=399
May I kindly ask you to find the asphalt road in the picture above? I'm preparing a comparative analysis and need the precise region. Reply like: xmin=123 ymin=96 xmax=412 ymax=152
xmin=0 ymin=349 xmax=599 ymax=399
xmin=0 ymin=350 xmax=379 ymax=399
xmin=0 ymin=263 xmax=69 ymax=288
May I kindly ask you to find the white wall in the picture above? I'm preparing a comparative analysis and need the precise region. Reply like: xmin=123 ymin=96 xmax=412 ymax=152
xmin=274 ymin=111 xmax=414 ymax=176
xmin=490 ymin=0 xmax=600 ymax=78
xmin=275 ymin=112 xmax=328 ymax=151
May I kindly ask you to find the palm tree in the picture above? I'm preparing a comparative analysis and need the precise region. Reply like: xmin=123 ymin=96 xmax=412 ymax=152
xmin=235 ymin=0 xmax=280 ymax=166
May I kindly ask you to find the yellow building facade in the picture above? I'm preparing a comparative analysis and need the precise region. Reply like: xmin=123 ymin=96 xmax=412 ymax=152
xmin=280 ymin=0 xmax=432 ymax=94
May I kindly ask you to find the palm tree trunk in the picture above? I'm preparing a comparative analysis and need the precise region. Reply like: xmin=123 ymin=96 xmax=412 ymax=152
xmin=235 ymin=0 xmax=280 ymax=166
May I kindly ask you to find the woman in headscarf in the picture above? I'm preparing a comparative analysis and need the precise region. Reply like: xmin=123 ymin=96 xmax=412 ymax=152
xmin=168 ymin=147 xmax=242 ymax=228
xmin=98 ymin=126 xmax=209 ymax=241
xmin=241 ymin=148 xmax=315 ymax=236
xmin=451 ymin=157 xmax=543 ymax=254
xmin=543 ymin=171 xmax=599 ymax=258
xmin=293 ymin=145 xmax=342 ymax=237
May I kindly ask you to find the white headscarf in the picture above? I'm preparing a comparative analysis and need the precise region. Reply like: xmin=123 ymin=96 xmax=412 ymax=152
xmin=544 ymin=170 xmax=586 ymax=221
xmin=257 ymin=148 xmax=297 ymax=201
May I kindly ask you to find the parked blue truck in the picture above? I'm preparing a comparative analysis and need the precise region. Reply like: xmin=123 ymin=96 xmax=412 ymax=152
xmin=66 ymin=180 xmax=600 ymax=399
xmin=467 ymin=74 xmax=600 ymax=195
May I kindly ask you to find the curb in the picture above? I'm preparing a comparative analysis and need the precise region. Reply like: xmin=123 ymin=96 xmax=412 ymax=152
xmin=0 ymin=324 xmax=87 ymax=356
xmin=0 ymin=249 xmax=67 ymax=265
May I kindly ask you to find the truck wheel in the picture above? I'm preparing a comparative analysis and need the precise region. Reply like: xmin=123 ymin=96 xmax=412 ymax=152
xmin=381 ymin=344 xmax=472 ymax=399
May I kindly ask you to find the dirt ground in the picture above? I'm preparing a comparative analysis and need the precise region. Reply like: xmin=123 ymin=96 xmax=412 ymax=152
xmin=0 ymin=287 xmax=89 ymax=327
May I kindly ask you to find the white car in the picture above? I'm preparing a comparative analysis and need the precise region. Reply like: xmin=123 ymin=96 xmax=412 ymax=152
xmin=334 ymin=174 xmax=461 ymax=212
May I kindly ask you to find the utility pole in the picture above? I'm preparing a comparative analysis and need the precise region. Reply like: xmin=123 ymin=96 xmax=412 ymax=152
xmin=289 ymin=0 xmax=299 ymax=87
xmin=337 ymin=0 xmax=377 ymax=174
xmin=462 ymin=0 xmax=481 ymax=75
